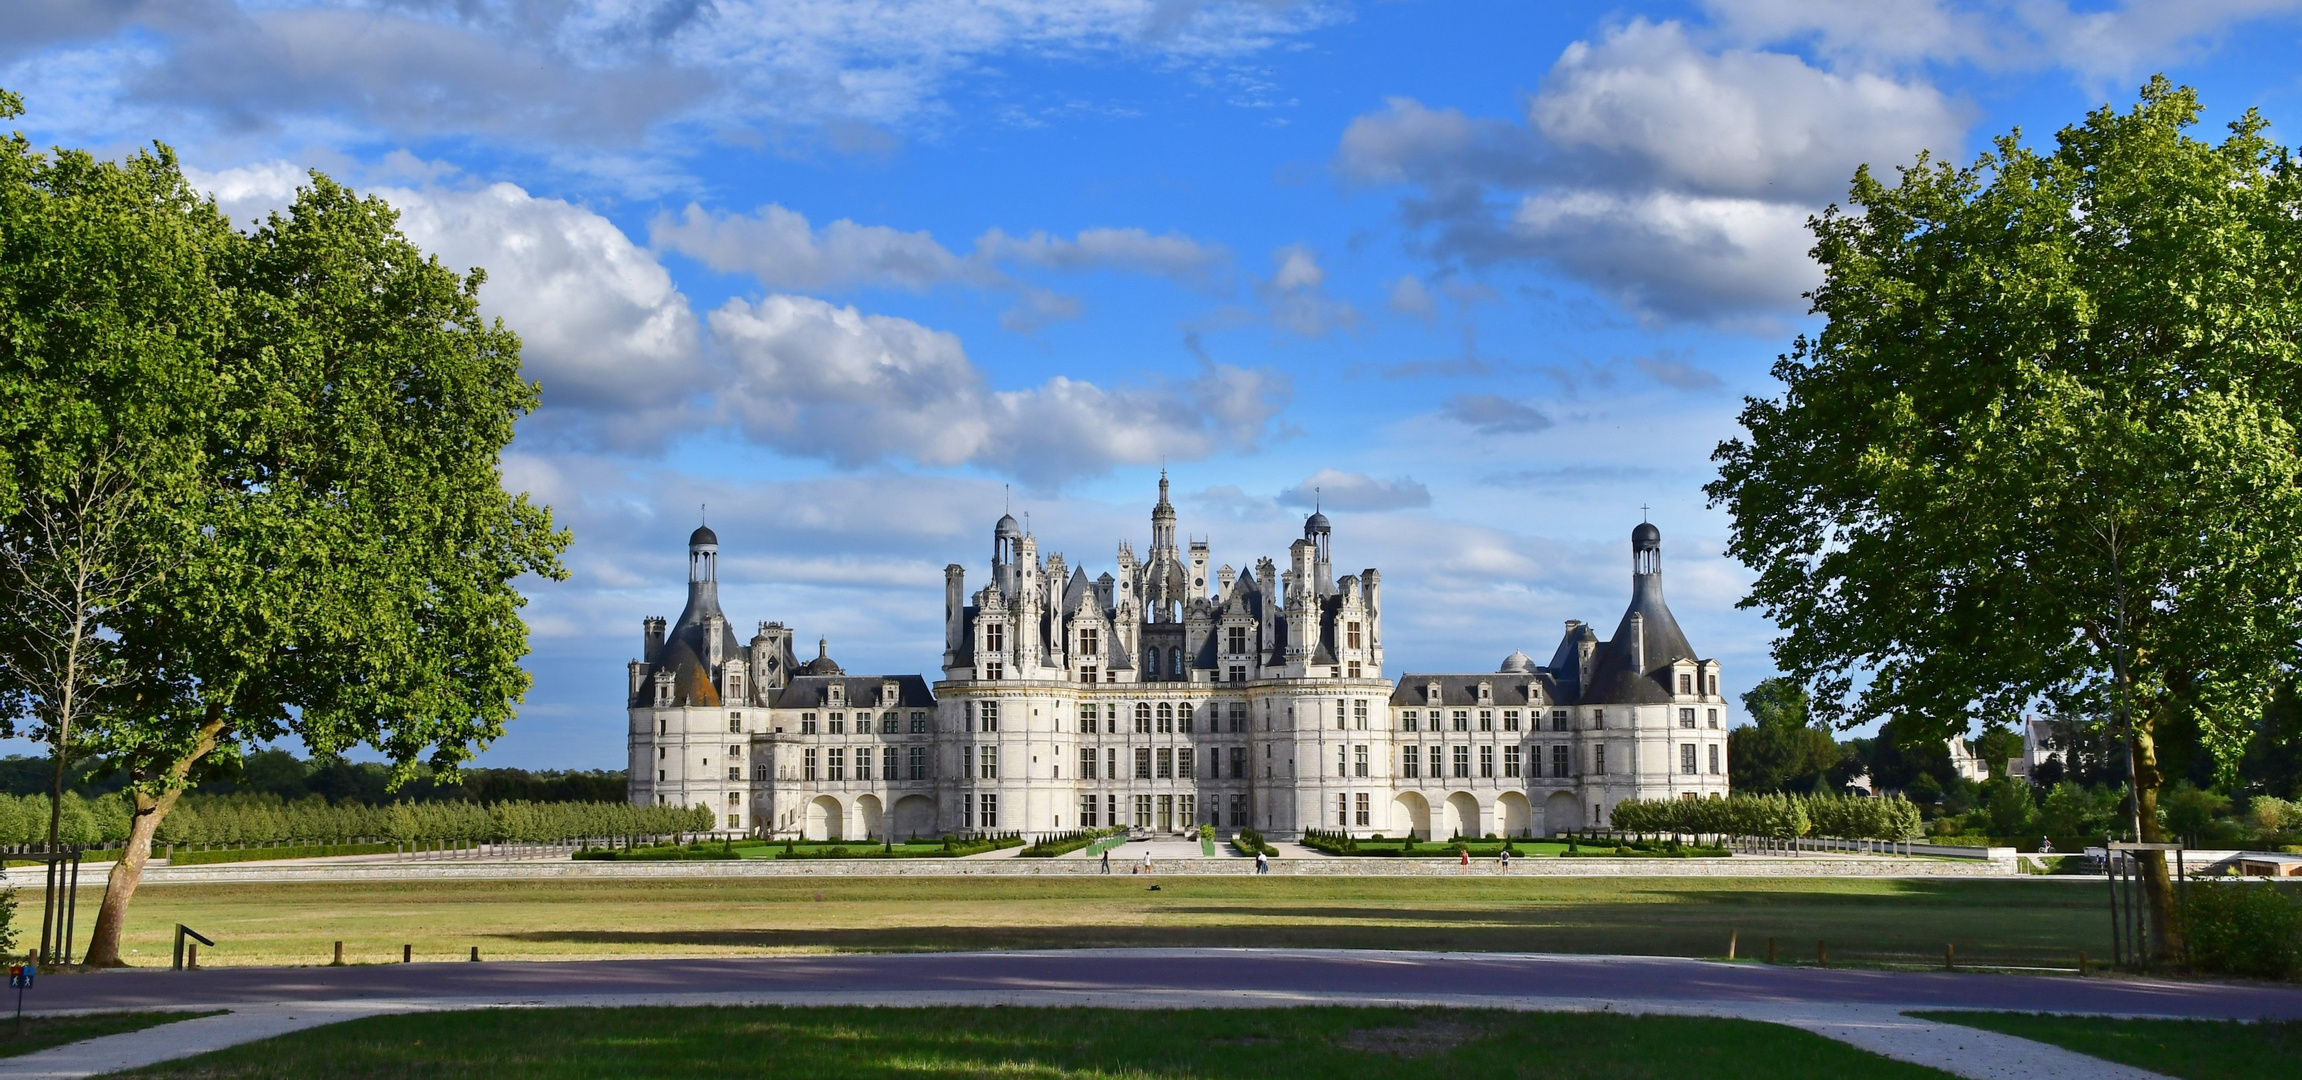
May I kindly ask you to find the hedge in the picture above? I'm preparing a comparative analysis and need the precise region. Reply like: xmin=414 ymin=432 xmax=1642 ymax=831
xmin=0 ymin=792 xmax=713 ymax=851
xmin=1608 ymin=792 xmax=1922 ymax=841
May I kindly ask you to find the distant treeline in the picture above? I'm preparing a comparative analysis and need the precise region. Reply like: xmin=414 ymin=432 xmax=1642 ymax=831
xmin=0 ymin=749 xmax=624 ymax=805
xmin=0 ymin=791 xmax=708 ymax=849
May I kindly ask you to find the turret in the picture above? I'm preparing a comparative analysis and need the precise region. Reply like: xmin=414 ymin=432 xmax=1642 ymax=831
xmin=1304 ymin=509 xmax=1333 ymax=595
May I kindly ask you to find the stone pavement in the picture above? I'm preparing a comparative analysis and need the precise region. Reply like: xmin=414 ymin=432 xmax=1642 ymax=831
xmin=4 ymin=948 xmax=2287 ymax=1078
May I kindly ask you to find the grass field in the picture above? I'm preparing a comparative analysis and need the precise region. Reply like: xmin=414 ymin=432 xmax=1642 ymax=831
xmin=1914 ymin=1012 xmax=2302 ymax=1080
xmin=69 ymin=875 xmax=2112 ymax=969
xmin=0 ymin=1011 xmax=217 ymax=1059
xmin=117 ymin=1006 xmax=1963 ymax=1079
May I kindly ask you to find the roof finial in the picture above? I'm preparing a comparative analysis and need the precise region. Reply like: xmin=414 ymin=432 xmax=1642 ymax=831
xmin=1005 ymin=484 xmax=1011 ymax=514
xmin=701 ymin=502 xmax=707 ymax=526
xmin=1315 ymin=486 xmax=1322 ymax=513
xmin=1641 ymin=502 xmax=1649 ymax=523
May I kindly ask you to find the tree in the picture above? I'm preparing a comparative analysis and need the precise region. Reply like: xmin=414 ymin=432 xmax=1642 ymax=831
xmin=1727 ymin=677 xmax=1844 ymax=793
xmin=1709 ymin=78 xmax=2302 ymax=964
xmin=0 ymin=102 xmax=578 ymax=966
xmin=0 ymin=89 xmax=229 ymax=960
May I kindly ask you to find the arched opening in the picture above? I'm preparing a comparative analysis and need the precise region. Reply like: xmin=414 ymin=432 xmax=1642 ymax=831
xmin=1542 ymin=791 xmax=1581 ymax=835
xmin=854 ymin=794 xmax=884 ymax=842
xmin=891 ymin=794 xmax=937 ymax=839
xmin=1391 ymin=791 xmax=1430 ymax=840
xmin=806 ymin=795 xmax=844 ymax=842
xmin=1445 ymin=792 xmax=1482 ymax=838
xmin=1497 ymin=792 xmax=1533 ymax=837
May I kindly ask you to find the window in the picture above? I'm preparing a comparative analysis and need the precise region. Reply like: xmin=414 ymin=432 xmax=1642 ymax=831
xmin=1080 ymin=627 xmax=1099 ymax=656
xmin=1707 ymin=709 xmax=1719 ymax=729
xmin=1479 ymin=710 xmax=1493 ymax=732
xmin=1158 ymin=747 xmax=1174 ymax=779
xmin=1230 ymin=703 xmax=1247 ymax=732
xmin=1452 ymin=710 xmax=1469 ymax=732
xmin=1169 ymin=647 xmax=1183 ymax=674
xmin=1680 ymin=673 xmax=1693 ymax=695
xmin=1107 ymin=747 xmax=1118 ymax=779
xmin=1593 ymin=745 xmax=1607 ymax=775
xmin=985 ymin=623 xmax=1004 ymax=653
xmin=1335 ymin=699 xmax=1347 ymax=730
xmin=1159 ymin=793 xmax=1175 ymax=830
xmin=883 ymin=713 xmax=900 ymax=734
xmin=801 ymin=713 xmax=817 ymax=734
xmin=1158 ymin=702 xmax=1173 ymax=733
xmin=1402 ymin=745 xmax=1420 ymax=779
xmin=1402 ymin=710 xmax=1419 ymax=732
xmin=1452 ymin=745 xmax=1471 ymax=778
xmin=1504 ymin=746 xmax=1521 ymax=778
xmin=1226 ymin=625 xmax=1247 ymax=654
xmin=1681 ymin=744 xmax=1697 ymax=775
xmin=727 ymin=766 xmax=740 ymax=781
xmin=729 ymin=715 xmax=743 ymax=733
xmin=804 ymin=748 xmax=818 ymax=781
xmin=1134 ymin=794 xmax=1153 ymax=828
xmin=855 ymin=752 xmax=871 ymax=781
xmin=1228 ymin=793 xmax=1246 ymax=826
xmin=883 ymin=745 xmax=898 ymax=779
xmin=910 ymin=711 xmax=929 ymax=733
xmin=1228 ymin=665 xmax=1246 ymax=683
xmin=1348 ymin=662 xmax=1362 ymax=678
xmin=728 ymin=814 xmax=740 ymax=829
xmin=828 ymin=714 xmax=845 ymax=735
xmin=1353 ymin=700 xmax=1368 ymax=729
xmin=1347 ymin=621 xmax=1362 ymax=650
xmin=979 ymin=793 xmax=998 ymax=830
xmin=1080 ymin=667 xmax=1099 ymax=684
xmin=1355 ymin=792 xmax=1370 ymax=826
xmin=1354 ymin=744 xmax=1369 ymax=778
xmin=1229 ymin=746 xmax=1246 ymax=779
xmin=1592 ymin=710 xmax=1605 ymax=729
xmin=1080 ymin=794 xmax=1100 ymax=827
xmin=1135 ymin=748 xmax=1153 ymax=779
xmin=1135 ymin=703 xmax=1152 ymax=734
xmin=909 ymin=745 xmax=927 ymax=781
xmin=1336 ymin=793 xmax=1349 ymax=827
xmin=980 ymin=701 xmax=1000 ymax=732
xmin=1708 ymin=744 xmax=1721 ymax=775
xmin=1081 ymin=704 xmax=1099 ymax=725
xmin=826 ymin=748 xmax=845 ymax=782
xmin=1479 ymin=745 xmax=1494 ymax=778
xmin=979 ymin=746 xmax=998 ymax=780
xmin=1179 ymin=747 xmax=1195 ymax=777
xmin=755 ymin=764 xmax=770 ymax=781
xmin=1503 ymin=710 xmax=1521 ymax=732
xmin=1179 ymin=705 xmax=1194 ymax=734
xmin=1179 ymin=794 xmax=1194 ymax=825
xmin=1337 ymin=744 xmax=1348 ymax=778
xmin=1552 ymin=710 xmax=1568 ymax=731
xmin=1680 ymin=708 xmax=1696 ymax=728
xmin=1708 ymin=674 xmax=1719 ymax=696
xmin=984 ymin=661 xmax=1003 ymax=680
xmin=1551 ymin=745 xmax=1569 ymax=778
xmin=1145 ymin=649 xmax=1160 ymax=677
xmin=728 ymin=791 xmax=741 ymax=807
xmin=1080 ymin=747 xmax=1098 ymax=779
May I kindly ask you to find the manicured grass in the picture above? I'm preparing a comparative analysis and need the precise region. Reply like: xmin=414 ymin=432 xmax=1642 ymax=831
xmin=118 ymin=1005 xmax=1961 ymax=1079
xmin=0 ymin=1010 xmax=220 ymax=1059
xmin=1914 ymin=1012 xmax=2302 ymax=1080
xmin=91 ymin=875 xmax=2112 ymax=969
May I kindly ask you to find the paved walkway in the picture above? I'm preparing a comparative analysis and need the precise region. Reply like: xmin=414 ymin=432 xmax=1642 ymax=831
xmin=6 ymin=949 xmax=2293 ymax=1078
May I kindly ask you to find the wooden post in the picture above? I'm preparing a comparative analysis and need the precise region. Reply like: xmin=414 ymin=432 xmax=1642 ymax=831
xmin=1817 ymin=940 xmax=1827 ymax=967
xmin=2078 ymin=951 xmax=2089 ymax=976
xmin=1766 ymin=937 xmax=1776 ymax=964
xmin=469 ymin=946 xmax=480 ymax=962
xmin=1945 ymin=943 xmax=1955 ymax=971
xmin=186 ymin=943 xmax=199 ymax=970
xmin=403 ymin=944 xmax=412 ymax=963
xmin=333 ymin=941 xmax=344 ymax=966
xmin=1727 ymin=930 xmax=1738 ymax=960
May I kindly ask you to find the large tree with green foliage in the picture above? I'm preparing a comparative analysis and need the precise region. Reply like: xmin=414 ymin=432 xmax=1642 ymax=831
xmin=1726 ymin=677 xmax=1847 ymax=793
xmin=1709 ymin=78 xmax=2302 ymax=964
xmin=0 ymin=93 xmax=568 ymax=966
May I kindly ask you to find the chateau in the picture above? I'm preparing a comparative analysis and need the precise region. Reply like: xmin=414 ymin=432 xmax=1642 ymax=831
xmin=626 ymin=476 xmax=1731 ymax=840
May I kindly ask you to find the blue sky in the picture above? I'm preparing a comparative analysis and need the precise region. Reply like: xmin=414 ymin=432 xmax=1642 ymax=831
xmin=9 ymin=1 xmax=2302 ymax=768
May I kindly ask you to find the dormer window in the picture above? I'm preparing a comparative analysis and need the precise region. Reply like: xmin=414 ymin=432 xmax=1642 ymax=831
xmin=1347 ymin=622 xmax=1362 ymax=650
xmin=1080 ymin=627 xmax=1100 ymax=656
xmin=1678 ymin=672 xmax=1693 ymax=695
xmin=654 ymin=673 xmax=672 ymax=708
xmin=828 ymin=683 xmax=844 ymax=706
xmin=1477 ymin=681 xmax=1493 ymax=703
xmin=1425 ymin=682 xmax=1441 ymax=703
xmin=881 ymin=681 xmax=899 ymax=706
xmin=985 ymin=622 xmax=1005 ymax=653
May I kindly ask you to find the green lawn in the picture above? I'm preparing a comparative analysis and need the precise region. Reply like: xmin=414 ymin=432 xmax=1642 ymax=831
xmin=118 ymin=1006 xmax=1961 ymax=1079
xmin=89 ymin=876 xmax=2111 ymax=969
xmin=0 ymin=1011 xmax=219 ymax=1059
xmin=1914 ymin=1012 xmax=2302 ymax=1080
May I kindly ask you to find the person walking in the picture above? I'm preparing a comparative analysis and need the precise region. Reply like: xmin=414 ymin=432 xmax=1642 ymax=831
xmin=1499 ymin=847 xmax=1511 ymax=872
xmin=1142 ymin=851 xmax=1155 ymax=874
xmin=1459 ymin=846 xmax=1470 ymax=869
xmin=1100 ymin=849 xmax=1111 ymax=874
xmin=1255 ymin=850 xmax=1268 ymax=875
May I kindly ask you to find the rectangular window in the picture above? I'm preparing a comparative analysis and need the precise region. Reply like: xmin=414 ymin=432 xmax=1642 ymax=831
xmin=1709 ymin=674 xmax=1719 ymax=696
xmin=1158 ymin=703 xmax=1173 ymax=733
xmin=1080 ymin=747 xmax=1098 ymax=779
xmin=1552 ymin=744 xmax=1569 ymax=778
xmin=1347 ymin=621 xmax=1362 ymax=649
xmin=1135 ymin=704 xmax=1152 ymax=734
xmin=963 ymin=745 xmax=973 ymax=776
xmin=1682 ymin=743 xmax=1698 ymax=774
xmin=1080 ymin=627 xmax=1099 ymax=656
xmin=755 ymin=763 xmax=770 ymax=781
xmin=1680 ymin=708 xmax=1696 ymax=728
xmin=828 ymin=715 xmax=845 ymax=735
xmin=1680 ymin=673 xmax=1693 ymax=695
xmin=882 ymin=713 xmax=899 ymax=734
xmin=910 ymin=712 xmax=929 ymax=733
xmin=1708 ymin=744 xmax=1721 ymax=775
xmin=1402 ymin=710 xmax=1419 ymax=732
xmin=1135 ymin=747 xmax=1153 ymax=779
xmin=1552 ymin=709 xmax=1568 ymax=731
xmin=1180 ymin=706 xmax=1194 ymax=734
xmin=1337 ymin=744 xmax=1348 ymax=778
xmin=1479 ymin=710 xmax=1493 ymax=732
xmin=1353 ymin=700 xmax=1368 ymax=729
xmin=1504 ymin=745 xmax=1522 ymax=778
xmin=980 ymin=746 xmax=998 ymax=779
xmin=1708 ymin=708 xmax=1719 ymax=729
xmin=909 ymin=745 xmax=927 ymax=781
xmin=1108 ymin=747 xmax=1118 ymax=778
xmin=1337 ymin=793 xmax=1349 ymax=827
xmin=1230 ymin=703 xmax=1247 ymax=732
xmin=1228 ymin=665 xmax=1245 ymax=684
xmin=1178 ymin=747 xmax=1195 ymax=777
xmin=1453 ymin=745 xmax=1471 ymax=778
xmin=1592 ymin=710 xmax=1605 ymax=729
xmin=980 ymin=701 xmax=999 ymax=732
xmin=1355 ymin=792 xmax=1370 ymax=826
xmin=1594 ymin=745 xmax=1607 ymax=775
xmin=804 ymin=748 xmax=818 ymax=781
xmin=1227 ymin=626 xmax=1247 ymax=654
xmin=855 ymin=751 xmax=872 ymax=781
xmin=827 ymin=748 xmax=845 ymax=782
xmin=883 ymin=745 xmax=897 ymax=779
xmin=1503 ymin=710 xmax=1521 ymax=732
xmin=1452 ymin=710 xmax=1469 ymax=732
xmin=1179 ymin=794 xmax=1195 ymax=825
xmin=1157 ymin=747 xmax=1174 ymax=779
xmin=1134 ymin=794 xmax=1153 ymax=828
xmin=1080 ymin=794 xmax=1099 ymax=827
xmin=729 ymin=715 xmax=742 ymax=734
xmin=800 ymin=714 xmax=818 ymax=734
xmin=1354 ymin=744 xmax=1369 ymax=778
xmin=979 ymin=793 xmax=998 ymax=830
xmin=1158 ymin=794 xmax=1174 ymax=831
xmin=1402 ymin=745 xmax=1420 ymax=779
xmin=1336 ymin=699 xmax=1347 ymax=730
xmin=1348 ymin=661 xmax=1362 ymax=678
xmin=984 ymin=661 xmax=1003 ymax=680
xmin=1479 ymin=745 xmax=1494 ymax=778
xmin=985 ymin=623 xmax=1004 ymax=653
xmin=1229 ymin=746 xmax=1246 ymax=779
xmin=1229 ymin=793 xmax=1246 ymax=826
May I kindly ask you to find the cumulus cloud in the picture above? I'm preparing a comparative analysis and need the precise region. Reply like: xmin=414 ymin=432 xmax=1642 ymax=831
xmin=1441 ymin=394 xmax=1554 ymax=435
xmin=975 ymin=226 xmax=1229 ymax=284
xmin=1632 ymin=352 xmax=1724 ymax=391
xmin=708 ymin=294 xmax=1290 ymax=486
xmin=1385 ymin=275 xmax=1439 ymax=323
xmin=1257 ymin=244 xmax=1360 ymax=338
xmin=1277 ymin=469 xmax=1432 ymax=511
xmin=651 ymin=203 xmax=982 ymax=291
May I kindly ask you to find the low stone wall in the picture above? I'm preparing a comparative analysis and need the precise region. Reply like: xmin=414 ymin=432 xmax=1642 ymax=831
xmin=4 ymin=851 xmax=2019 ymax=887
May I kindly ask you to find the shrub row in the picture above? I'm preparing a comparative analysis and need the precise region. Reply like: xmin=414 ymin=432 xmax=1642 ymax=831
xmin=0 ymin=791 xmax=715 ymax=850
xmin=1609 ymin=792 xmax=1923 ymax=840
xmin=1019 ymin=827 xmax=1125 ymax=858
xmin=1231 ymin=827 xmax=1277 ymax=857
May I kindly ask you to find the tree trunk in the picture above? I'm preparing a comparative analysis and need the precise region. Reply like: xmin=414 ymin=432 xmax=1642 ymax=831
xmin=80 ymin=709 xmax=224 ymax=967
xmin=2130 ymin=717 xmax=2184 ymax=964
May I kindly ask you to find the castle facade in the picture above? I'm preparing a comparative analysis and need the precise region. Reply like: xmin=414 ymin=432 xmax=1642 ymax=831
xmin=626 ymin=476 xmax=1730 ymax=840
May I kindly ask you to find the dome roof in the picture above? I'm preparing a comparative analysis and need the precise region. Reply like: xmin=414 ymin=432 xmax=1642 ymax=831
xmin=1305 ymin=510 xmax=1331 ymax=532
xmin=800 ymin=637 xmax=845 ymax=676
xmin=1500 ymin=649 xmax=1535 ymax=673
xmin=688 ymin=524 xmax=719 ymax=546
xmin=1632 ymin=521 xmax=1660 ymax=546
xmin=995 ymin=513 xmax=1022 ymax=537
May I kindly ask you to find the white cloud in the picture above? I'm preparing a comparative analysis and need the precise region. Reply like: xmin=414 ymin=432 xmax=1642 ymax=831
xmin=1697 ymin=0 xmax=2302 ymax=80
xmin=1386 ymin=275 xmax=1438 ymax=323
xmin=975 ymin=226 xmax=1229 ymax=284
xmin=1441 ymin=394 xmax=1554 ymax=434
xmin=650 ymin=203 xmax=982 ymax=291
xmin=708 ymin=294 xmax=1290 ymax=486
xmin=1258 ymin=244 xmax=1360 ymax=337
xmin=1507 ymin=188 xmax=1822 ymax=319
xmin=1278 ymin=469 xmax=1432 ymax=511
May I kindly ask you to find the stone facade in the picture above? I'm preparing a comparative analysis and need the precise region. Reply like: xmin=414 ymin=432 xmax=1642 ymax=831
xmin=626 ymin=477 xmax=1730 ymax=840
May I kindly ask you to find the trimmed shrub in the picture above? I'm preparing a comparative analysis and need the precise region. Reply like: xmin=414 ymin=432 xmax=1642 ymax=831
xmin=2183 ymin=881 xmax=2302 ymax=981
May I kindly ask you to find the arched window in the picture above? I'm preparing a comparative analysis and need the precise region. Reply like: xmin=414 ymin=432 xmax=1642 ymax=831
xmin=1145 ymin=648 xmax=1159 ymax=676
xmin=1157 ymin=702 xmax=1173 ymax=733
xmin=1170 ymin=647 xmax=1183 ymax=675
xmin=1134 ymin=702 xmax=1152 ymax=734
